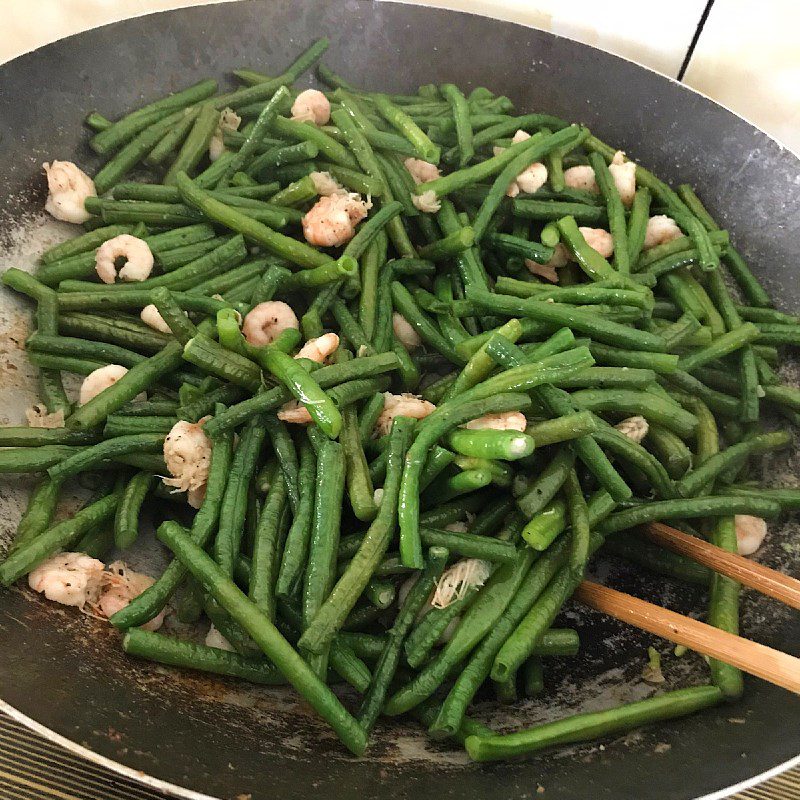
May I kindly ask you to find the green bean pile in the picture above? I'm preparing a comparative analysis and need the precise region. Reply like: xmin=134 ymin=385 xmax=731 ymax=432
xmin=2 ymin=37 xmax=799 ymax=761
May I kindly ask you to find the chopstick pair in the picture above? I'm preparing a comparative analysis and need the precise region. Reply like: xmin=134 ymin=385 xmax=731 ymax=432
xmin=574 ymin=522 xmax=800 ymax=695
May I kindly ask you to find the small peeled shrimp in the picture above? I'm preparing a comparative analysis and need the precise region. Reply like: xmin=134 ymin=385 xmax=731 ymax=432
xmin=97 ymin=562 xmax=165 ymax=632
xmin=392 ymin=313 xmax=422 ymax=350
xmin=310 ymin=170 xmax=346 ymax=197
xmin=374 ymin=392 xmax=436 ymax=437
xmin=296 ymin=332 xmax=340 ymax=363
xmin=579 ymin=227 xmax=614 ymax=259
xmin=242 ymin=301 xmax=299 ymax=346
xmin=404 ymin=157 xmax=441 ymax=185
xmin=412 ymin=190 xmax=441 ymax=213
xmin=302 ymin=193 xmax=371 ymax=247
xmin=42 ymin=161 xmax=96 ymax=224
xmin=735 ymin=515 xmax=768 ymax=556
xmin=525 ymin=243 xmax=569 ymax=283
xmin=644 ymin=215 xmax=683 ymax=249
xmin=608 ymin=151 xmax=636 ymax=207
xmin=291 ymin=89 xmax=331 ymax=126
xmin=208 ymin=107 xmax=241 ymax=162
xmin=162 ymin=418 xmax=212 ymax=494
xmin=28 ymin=552 xmax=105 ymax=609
xmin=95 ymin=234 xmax=154 ymax=284
xmin=79 ymin=364 xmax=128 ymax=406
xmin=140 ymin=304 xmax=173 ymax=334
xmin=431 ymin=558 xmax=491 ymax=609
xmin=514 ymin=162 xmax=548 ymax=195
xmin=493 ymin=131 xmax=547 ymax=197
xmin=187 ymin=484 xmax=206 ymax=510
xmin=464 ymin=411 xmax=527 ymax=432
xmin=615 ymin=415 xmax=649 ymax=444
xmin=277 ymin=400 xmax=312 ymax=425
xmin=205 ymin=623 xmax=235 ymax=652
xmin=563 ymin=164 xmax=599 ymax=194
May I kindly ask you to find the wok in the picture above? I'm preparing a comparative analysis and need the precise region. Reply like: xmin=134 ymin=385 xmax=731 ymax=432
xmin=0 ymin=2 xmax=798 ymax=798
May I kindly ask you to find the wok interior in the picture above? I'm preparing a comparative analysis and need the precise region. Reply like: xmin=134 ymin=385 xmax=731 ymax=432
xmin=0 ymin=2 xmax=799 ymax=798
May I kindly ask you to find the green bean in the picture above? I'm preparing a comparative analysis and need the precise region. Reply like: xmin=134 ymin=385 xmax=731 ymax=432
xmin=359 ymin=547 xmax=448 ymax=733
xmin=343 ymin=202 xmax=404 ymax=262
xmin=675 ymin=431 xmax=790 ymax=497
xmin=203 ymin=352 xmax=400 ymax=436
xmin=390 ymin=281 xmax=465 ymax=365
xmin=183 ymin=334 xmax=261 ymax=391
xmin=494 ymin=278 xmax=652 ymax=309
xmin=157 ymin=521 xmax=366 ymax=754
xmin=465 ymin=685 xmax=723 ymax=761
xmin=176 ymin=172 xmax=332 ymax=269
xmin=299 ymin=418 xmax=414 ymax=655
xmin=384 ymin=548 xmax=536 ymax=716
xmin=467 ymin=287 xmax=667 ymax=352
xmin=417 ymin=228 xmax=475 ymax=261
xmin=524 ymin=412 xmax=596 ymax=447
xmin=600 ymin=495 xmax=781 ymax=536
xmin=418 ymin=527 xmax=516 ymax=562
xmin=340 ymin=401 xmax=377 ymax=521
xmin=302 ymin=440 xmax=346 ymax=677
xmin=398 ymin=393 xmax=531 ymax=568
xmin=486 ymin=233 xmax=554 ymax=265
xmin=604 ymin=533 xmax=711 ymax=585
xmin=516 ymin=446 xmax=575 ymax=519
xmin=160 ymin=102 xmax=218 ymax=183
xmin=249 ymin=474 xmax=288 ymax=622
xmin=587 ymin=152 xmax=629 ymax=272
xmin=47 ymin=434 xmax=163 ymax=483
xmin=446 ymin=429 xmax=534 ymax=461
xmin=270 ymin=115 xmax=357 ymax=168
xmin=123 ymin=628 xmax=285 ymax=684
xmin=677 ymin=323 xmax=759 ymax=373
xmin=114 ymin=471 xmax=155 ymax=549
xmin=430 ymin=536 xmax=576 ymax=737
xmin=626 ymin=187 xmax=651 ymax=264
xmin=372 ymin=94 xmax=440 ymax=163
xmin=9 ymin=477 xmax=61 ymax=553
xmin=0 ymin=488 xmax=121 ymax=585
xmin=474 ymin=127 xmax=588 ymax=241
xmin=440 ymin=83 xmax=474 ymax=166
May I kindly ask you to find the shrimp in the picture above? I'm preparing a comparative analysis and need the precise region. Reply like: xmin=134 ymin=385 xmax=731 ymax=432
xmin=310 ymin=171 xmax=346 ymax=197
xmin=277 ymin=400 xmax=312 ymax=425
xmin=28 ymin=552 xmax=105 ymax=609
xmin=735 ymin=515 xmax=768 ymax=556
xmin=404 ymin=157 xmax=441 ymax=185
xmin=431 ymin=558 xmax=491 ymax=609
xmin=205 ymin=623 xmax=235 ymax=652
xmin=291 ymin=89 xmax=331 ymax=126
xmin=95 ymin=234 xmax=154 ymax=284
xmin=79 ymin=364 xmax=128 ymax=406
xmin=42 ymin=161 xmax=96 ymax=224
xmin=302 ymin=193 xmax=371 ymax=247
xmin=525 ymin=243 xmax=569 ymax=283
xmin=296 ymin=332 xmax=340 ymax=363
xmin=494 ymin=131 xmax=547 ymax=197
xmin=615 ymin=415 xmax=649 ymax=444
xmin=162 ymin=418 xmax=212 ymax=494
xmin=25 ymin=404 xmax=65 ymax=429
xmin=579 ymin=227 xmax=614 ymax=258
xmin=644 ymin=215 xmax=683 ymax=249
xmin=563 ymin=165 xmax=599 ymax=194
xmin=412 ymin=190 xmax=441 ymax=213
xmin=609 ymin=151 xmax=636 ymax=207
xmin=444 ymin=521 xmax=469 ymax=533
xmin=241 ymin=300 xmax=299 ymax=346
xmin=140 ymin=304 xmax=174 ymax=334
xmin=97 ymin=562 xmax=165 ymax=632
xmin=187 ymin=484 xmax=206 ymax=510
xmin=374 ymin=392 xmax=436 ymax=437
xmin=208 ymin=107 xmax=242 ymax=162
xmin=464 ymin=411 xmax=527 ymax=432
xmin=392 ymin=313 xmax=422 ymax=350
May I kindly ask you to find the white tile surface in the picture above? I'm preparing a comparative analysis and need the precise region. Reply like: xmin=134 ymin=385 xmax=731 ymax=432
xmin=682 ymin=0 xmax=800 ymax=155
xmin=389 ymin=0 xmax=707 ymax=77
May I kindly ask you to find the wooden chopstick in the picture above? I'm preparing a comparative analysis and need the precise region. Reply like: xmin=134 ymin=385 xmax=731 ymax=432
xmin=643 ymin=522 xmax=800 ymax=611
xmin=574 ymin=580 xmax=800 ymax=695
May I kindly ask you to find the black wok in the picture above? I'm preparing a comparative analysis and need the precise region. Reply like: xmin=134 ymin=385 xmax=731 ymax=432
xmin=0 ymin=2 xmax=798 ymax=798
